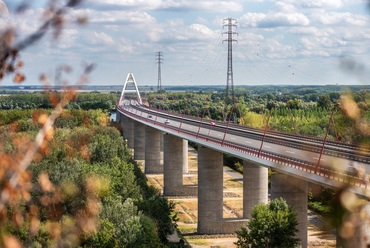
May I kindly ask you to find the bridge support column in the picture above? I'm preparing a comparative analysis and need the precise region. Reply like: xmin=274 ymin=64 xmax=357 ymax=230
xmin=121 ymin=114 xmax=127 ymax=140
xmin=243 ymin=161 xmax=268 ymax=218
xmin=116 ymin=111 xmax=121 ymax=123
xmin=134 ymin=121 xmax=145 ymax=160
xmin=145 ymin=126 xmax=162 ymax=173
xmin=126 ymin=118 xmax=134 ymax=149
xmin=183 ymin=140 xmax=188 ymax=174
xmin=160 ymin=132 xmax=164 ymax=162
xmin=271 ymin=172 xmax=308 ymax=248
xmin=163 ymin=134 xmax=196 ymax=196
xmin=198 ymin=146 xmax=247 ymax=234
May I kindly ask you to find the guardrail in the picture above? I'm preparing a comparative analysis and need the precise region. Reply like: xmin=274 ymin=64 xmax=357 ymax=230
xmin=128 ymin=104 xmax=370 ymax=164
xmin=139 ymin=101 xmax=369 ymax=152
xmin=118 ymin=105 xmax=368 ymax=190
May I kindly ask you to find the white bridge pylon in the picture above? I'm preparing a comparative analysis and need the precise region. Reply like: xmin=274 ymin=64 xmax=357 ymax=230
xmin=119 ymin=73 xmax=143 ymax=105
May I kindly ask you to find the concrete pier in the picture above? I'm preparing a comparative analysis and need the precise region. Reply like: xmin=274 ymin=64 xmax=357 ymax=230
xmin=127 ymin=118 xmax=134 ymax=149
xmin=198 ymin=145 xmax=223 ymax=233
xmin=116 ymin=111 xmax=121 ymax=123
xmin=145 ymin=126 xmax=162 ymax=173
xmin=160 ymin=131 xmax=164 ymax=161
xmin=243 ymin=161 xmax=268 ymax=218
xmin=183 ymin=139 xmax=188 ymax=174
xmin=134 ymin=121 xmax=145 ymax=160
xmin=271 ymin=172 xmax=308 ymax=248
xmin=121 ymin=114 xmax=127 ymax=140
xmin=198 ymin=146 xmax=247 ymax=234
xmin=163 ymin=134 xmax=196 ymax=196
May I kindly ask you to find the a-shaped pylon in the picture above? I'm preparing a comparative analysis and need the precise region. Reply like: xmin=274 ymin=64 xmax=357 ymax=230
xmin=119 ymin=73 xmax=143 ymax=105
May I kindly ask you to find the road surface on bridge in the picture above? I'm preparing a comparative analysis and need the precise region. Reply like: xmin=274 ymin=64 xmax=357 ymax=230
xmin=122 ymin=100 xmax=370 ymax=175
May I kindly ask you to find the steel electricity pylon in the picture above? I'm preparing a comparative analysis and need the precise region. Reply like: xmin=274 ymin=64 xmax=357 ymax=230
xmin=156 ymin=51 xmax=163 ymax=93
xmin=223 ymin=18 xmax=238 ymax=117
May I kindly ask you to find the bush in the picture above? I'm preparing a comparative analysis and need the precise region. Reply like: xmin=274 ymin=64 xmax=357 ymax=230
xmin=235 ymin=197 xmax=300 ymax=248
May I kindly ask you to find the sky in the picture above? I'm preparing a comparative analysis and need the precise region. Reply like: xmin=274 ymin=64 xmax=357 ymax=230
xmin=1 ymin=0 xmax=370 ymax=87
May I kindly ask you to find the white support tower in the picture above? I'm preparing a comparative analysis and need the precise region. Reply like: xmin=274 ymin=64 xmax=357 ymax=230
xmin=119 ymin=73 xmax=143 ymax=105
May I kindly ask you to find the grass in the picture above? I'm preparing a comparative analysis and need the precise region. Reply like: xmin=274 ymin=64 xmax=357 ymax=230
xmin=178 ymin=227 xmax=196 ymax=230
xmin=187 ymin=239 xmax=208 ymax=246
xmin=232 ymin=185 xmax=243 ymax=188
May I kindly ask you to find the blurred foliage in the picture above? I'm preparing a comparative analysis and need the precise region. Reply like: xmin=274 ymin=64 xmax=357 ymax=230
xmin=0 ymin=109 xmax=179 ymax=247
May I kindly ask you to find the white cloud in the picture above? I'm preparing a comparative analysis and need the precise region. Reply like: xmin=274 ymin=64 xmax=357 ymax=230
xmin=311 ymin=11 xmax=368 ymax=26
xmin=239 ymin=13 xmax=266 ymax=28
xmin=93 ymin=32 xmax=115 ymax=45
xmin=239 ymin=2 xmax=310 ymax=28
xmin=196 ymin=16 xmax=208 ymax=24
xmin=88 ymin=10 xmax=156 ymax=25
xmin=83 ymin=0 xmax=243 ymax=12
xmin=301 ymin=0 xmax=344 ymax=9
xmin=340 ymin=28 xmax=370 ymax=41
xmin=189 ymin=24 xmax=214 ymax=37
xmin=117 ymin=38 xmax=134 ymax=53
xmin=299 ymin=36 xmax=347 ymax=57
xmin=240 ymin=12 xmax=309 ymax=28
xmin=289 ymin=26 xmax=335 ymax=36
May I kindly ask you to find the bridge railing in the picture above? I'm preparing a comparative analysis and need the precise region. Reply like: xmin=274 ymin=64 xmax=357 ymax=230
xmin=118 ymin=105 xmax=368 ymax=190
xmin=141 ymin=101 xmax=368 ymax=151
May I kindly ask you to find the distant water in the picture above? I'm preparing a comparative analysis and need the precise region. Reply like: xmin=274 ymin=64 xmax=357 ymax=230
xmin=110 ymin=111 xmax=116 ymax=122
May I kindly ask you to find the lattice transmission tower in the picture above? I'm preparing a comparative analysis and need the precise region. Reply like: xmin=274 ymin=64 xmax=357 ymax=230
xmin=156 ymin=51 xmax=163 ymax=93
xmin=223 ymin=18 xmax=238 ymax=116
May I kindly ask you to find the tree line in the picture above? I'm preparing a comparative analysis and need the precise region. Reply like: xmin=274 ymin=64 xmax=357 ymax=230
xmin=0 ymin=93 xmax=118 ymax=111
xmin=146 ymin=90 xmax=370 ymax=144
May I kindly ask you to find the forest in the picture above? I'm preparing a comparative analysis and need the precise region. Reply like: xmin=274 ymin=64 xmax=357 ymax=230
xmin=146 ymin=88 xmax=370 ymax=144
xmin=0 ymin=93 xmax=184 ymax=247
xmin=0 ymin=93 xmax=118 ymax=112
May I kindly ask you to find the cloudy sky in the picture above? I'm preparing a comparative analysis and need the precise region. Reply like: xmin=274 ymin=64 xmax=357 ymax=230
xmin=1 ymin=0 xmax=370 ymax=87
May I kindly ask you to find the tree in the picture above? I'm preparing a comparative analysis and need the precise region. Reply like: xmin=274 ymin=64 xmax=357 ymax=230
xmin=288 ymin=98 xmax=301 ymax=110
xmin=235 ymin=197 xmax=300 ymax=248
xmin=317 ymin=94 xmax=331 ymax=108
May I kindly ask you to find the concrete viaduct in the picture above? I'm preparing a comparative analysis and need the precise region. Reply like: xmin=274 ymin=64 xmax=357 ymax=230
xmin=115 ymin=74 xmax=370 ymax=248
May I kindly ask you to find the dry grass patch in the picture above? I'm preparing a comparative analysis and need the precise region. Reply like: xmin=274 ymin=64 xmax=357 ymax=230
xmin=224 ymin=200 xmax=243 ymax=217
xmin=181 ymin=200 xmax=198 ymax=219
xmin=187 ymin=238 xmax=238 ymax=248
xmin=184 ymin=176 xmax=198 ymax=185
xmin=224 ymin=178 xmax=243 ymax=188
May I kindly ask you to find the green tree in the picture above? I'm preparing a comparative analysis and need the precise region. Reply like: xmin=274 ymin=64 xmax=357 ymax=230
xmin=287 ymin=98 xmax=301 ymax=110
xmin=235 ymin=198 xmax=300 ymax=248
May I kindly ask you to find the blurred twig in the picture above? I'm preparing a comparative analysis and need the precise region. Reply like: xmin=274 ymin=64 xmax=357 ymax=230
xmin=0 ymin=0 xmax=84 ymax=83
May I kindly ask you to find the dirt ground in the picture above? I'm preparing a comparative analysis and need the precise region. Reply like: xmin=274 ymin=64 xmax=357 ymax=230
xmin=138 ymin=147 xmax=336 ymax=248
